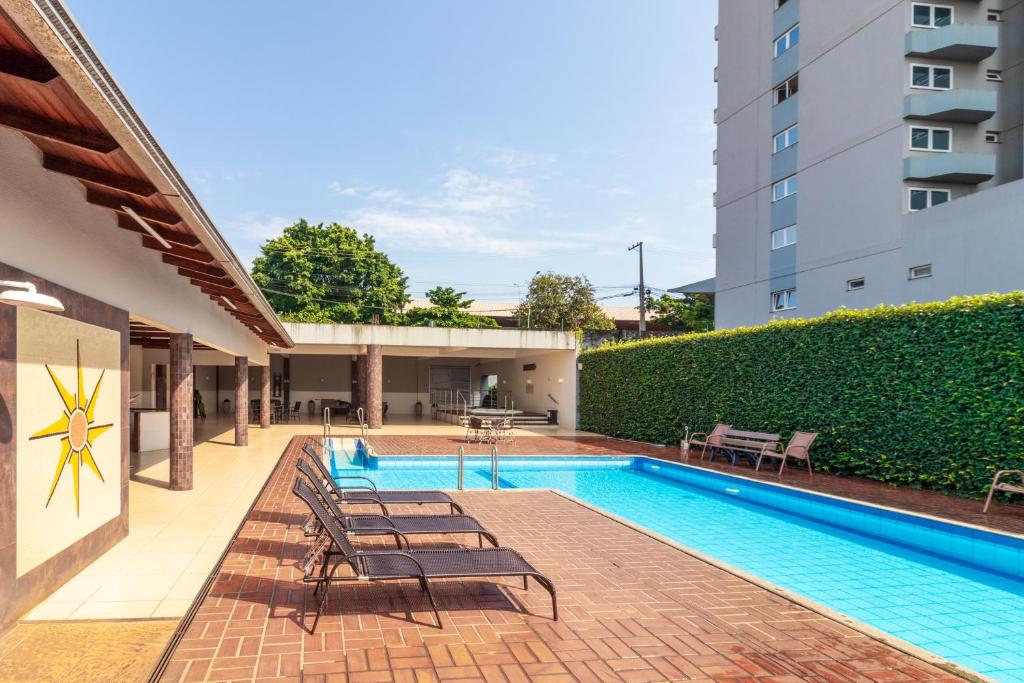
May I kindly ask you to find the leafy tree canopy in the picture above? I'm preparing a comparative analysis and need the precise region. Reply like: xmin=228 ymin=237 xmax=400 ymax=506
xmin=646 ymin=293 xmax=715 ymax=332
xmin=251 ymin=220 xmax=409 ymax=323
xmin=515 ymin=272 xmax=615 ymax=331
xmin=405 ymin=286 xmax=500 ymax=329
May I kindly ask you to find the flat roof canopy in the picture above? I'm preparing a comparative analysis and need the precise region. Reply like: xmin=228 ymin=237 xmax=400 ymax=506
xmin=283 ymin=323 xmax=577 ymax=358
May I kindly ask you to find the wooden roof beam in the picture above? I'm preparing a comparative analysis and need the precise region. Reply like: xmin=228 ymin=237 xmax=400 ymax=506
xmin=44 ymin=153 xmax=157 ymax=197
xmin=87 ymin=188 xmax=181 ymax=226
xmin=178 ymin=267 xmax=232 ymax=288
xmin=119 ymin=214 xmax=199 ymax=247
xmin=0 ymin=105 xmax=118 ymax=153
xmin=161 ymin=253 xmax=225 ymax=277
xmin=140 ymin=236 xmax=215 ymax=263
xmin=0 ymin=47 xmax=59 ymax=84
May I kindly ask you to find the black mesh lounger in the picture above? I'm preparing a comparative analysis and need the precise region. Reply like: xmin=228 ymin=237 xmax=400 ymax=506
xmin=293 ymin=477 xmax=557 ymax=630
xmin=302 ymin=443 xmax=463 ymax=514
xmin=296 ymin=458 xmax=498 ymax=548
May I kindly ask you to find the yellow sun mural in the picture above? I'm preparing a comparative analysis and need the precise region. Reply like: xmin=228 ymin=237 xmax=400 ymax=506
xmin=29 ymin=340 xmax=113 ymax=516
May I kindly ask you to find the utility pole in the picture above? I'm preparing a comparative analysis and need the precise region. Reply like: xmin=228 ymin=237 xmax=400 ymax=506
xmin=629 ymin=242 xmax=646 ymax=337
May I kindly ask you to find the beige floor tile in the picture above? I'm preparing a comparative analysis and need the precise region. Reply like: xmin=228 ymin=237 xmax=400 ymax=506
xmin=166 ymin=573 xmax=208 ymax=601
xmin=69 ymin=600 xmax=162 ymax=620
xmin=19 ymin=600 xmax=81 ymax=621
xmin=152 ymin=599 xmax=194 ymax=619
xmin=91 ymin=572 xmax=181 ymax=602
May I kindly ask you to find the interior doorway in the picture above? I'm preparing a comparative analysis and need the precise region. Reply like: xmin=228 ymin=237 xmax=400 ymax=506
xmin=480 ymin=374 xmax=498 ymax=407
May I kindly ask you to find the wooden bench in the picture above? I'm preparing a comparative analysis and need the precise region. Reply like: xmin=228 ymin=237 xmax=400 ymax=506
xmin=712 ymin=429 xmax=781 ymax=467
xmin=984 ymin=470 xmax=1024 ymax=513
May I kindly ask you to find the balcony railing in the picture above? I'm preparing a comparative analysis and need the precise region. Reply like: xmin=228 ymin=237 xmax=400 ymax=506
xmin=903 ymin=153 xmax=995 ymax=184
xmin=904 ymin=89 xmax=997 ymax=123
xmin=905 ymin=24 xmax=998 ymax=62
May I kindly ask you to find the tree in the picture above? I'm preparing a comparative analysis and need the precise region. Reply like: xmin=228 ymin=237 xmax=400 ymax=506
xmin=251 ymin=220 xmax=409 ymax=323
xmin=404 ymin=286 xmax=500 ymax=329
xmin=646 ymin=293 xmax=715 ymax=332
xmin=515 ymin=272 xmax=615 ymax=331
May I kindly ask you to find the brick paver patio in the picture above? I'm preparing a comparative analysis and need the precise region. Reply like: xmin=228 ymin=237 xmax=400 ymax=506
xmin=155 ymin=436 xmax=971 ymax=682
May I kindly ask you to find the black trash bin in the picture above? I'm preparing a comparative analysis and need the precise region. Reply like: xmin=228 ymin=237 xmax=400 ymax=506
xmin=546 ymin=409 xmax=558 ymax=425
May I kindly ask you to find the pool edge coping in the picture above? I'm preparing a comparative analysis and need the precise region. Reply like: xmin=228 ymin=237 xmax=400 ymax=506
xmin=536 ymin=486 xmax=994 ymax=683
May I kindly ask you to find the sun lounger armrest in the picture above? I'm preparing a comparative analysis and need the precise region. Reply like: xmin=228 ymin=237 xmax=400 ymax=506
xmin=334 ymin=475 xmax=379 ymax=491
xmin=690 ymin=432 xmax=709 ymax=443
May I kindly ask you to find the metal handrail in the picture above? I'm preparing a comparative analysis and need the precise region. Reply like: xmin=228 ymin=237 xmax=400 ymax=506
xmin=457 ymin=446 xmax=465 ymax=490
xmin=491 ymin=445 xmax=499 ymax=490
xmin=322 ymin=407 xmax=331 ymax=455
xmin=456 ymin=389 xmax=468 ymax=423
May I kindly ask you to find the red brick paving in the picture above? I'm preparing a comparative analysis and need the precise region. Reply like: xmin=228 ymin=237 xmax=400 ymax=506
xmin=370 ymin=435 xmax=1024 ymax=536
xmin=157 ymin=436 xmax=970 ymax=682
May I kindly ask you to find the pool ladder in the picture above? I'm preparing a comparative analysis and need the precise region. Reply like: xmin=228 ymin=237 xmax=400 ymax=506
xmin=455 ymin=445 xmax=499 ymax=491
xmin=322 ymin=407 xmax=331 ymax=456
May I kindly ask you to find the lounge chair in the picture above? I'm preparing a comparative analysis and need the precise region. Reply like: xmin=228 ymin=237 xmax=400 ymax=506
xmin=296 ymin=458 xmax=498 ymax=547
xmin=984 ymin=470 xmax=1024 ymax=513
xmin=757 ymin=431 xmax=818 ymax=478
xmin=293 ymin=477 xmax=557 ymax=630
xmin=301 ymin=444 xmax=463 ymax=514
xmin=690 ymin=423 xmax=732 ymax=460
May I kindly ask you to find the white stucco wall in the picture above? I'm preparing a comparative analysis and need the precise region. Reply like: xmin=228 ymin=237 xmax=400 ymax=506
xmin=477 ymin=351 xmax=578 ymax=427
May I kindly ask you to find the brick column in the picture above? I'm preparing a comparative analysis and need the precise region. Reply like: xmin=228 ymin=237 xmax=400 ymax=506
xmin=355 ymin=354 xmax=367 ymax=410
xmin=366 ymin=344 xmax=383 ymax=429
xmin=234 ymin=356 xmax=248 ymax=446
xmin=260 ymin=365 xmax=271 ymax=428
xmin=169 ymin=333 xmax=193 ymax=491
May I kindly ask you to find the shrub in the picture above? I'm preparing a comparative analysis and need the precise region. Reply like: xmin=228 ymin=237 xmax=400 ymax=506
xmin=579 ymin=292 xmax=1024 ymax=498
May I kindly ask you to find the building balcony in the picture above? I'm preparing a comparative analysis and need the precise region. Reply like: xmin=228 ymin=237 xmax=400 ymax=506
xmin=904 ymin=89 xmax=997 ymax=123
xmin=903 ymin=153 xmax=995 ymax=184
xmin=905 ymin=24 xmax=998 ymax=62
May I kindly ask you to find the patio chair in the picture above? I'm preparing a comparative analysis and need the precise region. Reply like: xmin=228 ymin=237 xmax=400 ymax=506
xmin=296 ymin=458 xmax=498 ymax=548
xmin=490 ymin=418 xmax=515 ymax=444
xmin=983 ymin=470 xmax=1024 ymax=513
xmin=291 ymin=401 xmax=301 ymax=420
xmin=465 ymin=416 xmax=486 ymax=442
xmin=690 ymin=423 xmax=732 ymax=460
xmin=293 ymin=477 xmax=557 ymax=631
xmin=301 ymin=444 xmax=464 ymax=514
xmin=757 ymin=431 xmax=818 ymax=478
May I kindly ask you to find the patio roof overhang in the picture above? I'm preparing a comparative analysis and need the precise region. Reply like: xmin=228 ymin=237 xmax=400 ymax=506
xmin=0 ymin=0 xmax=292 ymax=349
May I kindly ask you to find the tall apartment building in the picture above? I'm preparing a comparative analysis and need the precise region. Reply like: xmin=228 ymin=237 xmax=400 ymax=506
xmin=710 ymin=0 xmax=1024 ymax=329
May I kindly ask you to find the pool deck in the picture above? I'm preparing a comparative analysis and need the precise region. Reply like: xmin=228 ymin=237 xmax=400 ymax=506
xmin=155 ymin=436 xmax=971 ymax=682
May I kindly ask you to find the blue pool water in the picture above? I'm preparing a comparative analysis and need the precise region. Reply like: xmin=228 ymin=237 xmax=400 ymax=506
xmin=329 ymin=449 xmax=1024 ymax=681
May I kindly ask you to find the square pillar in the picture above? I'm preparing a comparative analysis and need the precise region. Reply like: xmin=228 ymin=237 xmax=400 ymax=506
xmin=234 ymin=356 xmax=248 ymax=446
xmin=260 ymin=365 xmax=271 ymax=428
xmin=169 ymin=333 xmax=193 ymax=491
xmin=366 ymin=344 xmax=382 ymax=429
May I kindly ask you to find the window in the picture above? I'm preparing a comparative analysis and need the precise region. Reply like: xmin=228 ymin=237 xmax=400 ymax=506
xmin=771 ymin=288 xmax=797 ymax=311
xmin=911 ymin=64 xmax=952 ymax=90
xmin=713 ymin=148 xmax=718 ymax=164
xmin=775 ymin=0 xmax=789 ymax=8
xmin=909 ymin=264 xmax=933 ymax=280
xmin=847 ymin=278 xmax=865 ymax=291
xmin=987 ymin=9 xmax=1003 ymax=22
xmin=772 ymin=175 xmax=797 ymax=202
xmin=774 ymin=24 xmax=800 ymax=57
xmin=774 ymin=75 xmax=799 ymax=105
xmin=909 ymin=126 xmax=951 ymax=152
xmin=771 ymin=226 xmax=797 ymax=250
xmin=985 ymin=131 xmax=1001 ymax=144
xmin=908 ymin=187 xmax=951 ymax=211
xmin=912 ymin=3 xmax=953 ymax=28
xmin=773 ymin=124 xmax=799 ymax=153
xmin=986 ymin=69 xmax=1003 ymax=82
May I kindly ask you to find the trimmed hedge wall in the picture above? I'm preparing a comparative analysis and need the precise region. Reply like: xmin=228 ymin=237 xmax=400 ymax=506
xmin=579 ymin=292 xmax=1024 ymax=498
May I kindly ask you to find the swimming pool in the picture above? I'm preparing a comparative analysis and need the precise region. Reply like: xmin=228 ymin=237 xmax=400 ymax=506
xmin=328 ymin=444 xmax=1024 ymax=681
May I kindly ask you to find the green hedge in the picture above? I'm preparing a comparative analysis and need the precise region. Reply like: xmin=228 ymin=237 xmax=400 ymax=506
xmin=579 ymin=292 xmax=1024 ymax=498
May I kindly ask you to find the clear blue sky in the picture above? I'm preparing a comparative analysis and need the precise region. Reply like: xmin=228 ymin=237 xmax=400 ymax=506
xmin=66 ymin=0 xmax=718 ymax=305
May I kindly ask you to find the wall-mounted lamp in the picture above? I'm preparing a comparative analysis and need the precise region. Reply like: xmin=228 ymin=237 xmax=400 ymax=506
xmin=0 ymin=280 xmax=64 ymax=312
